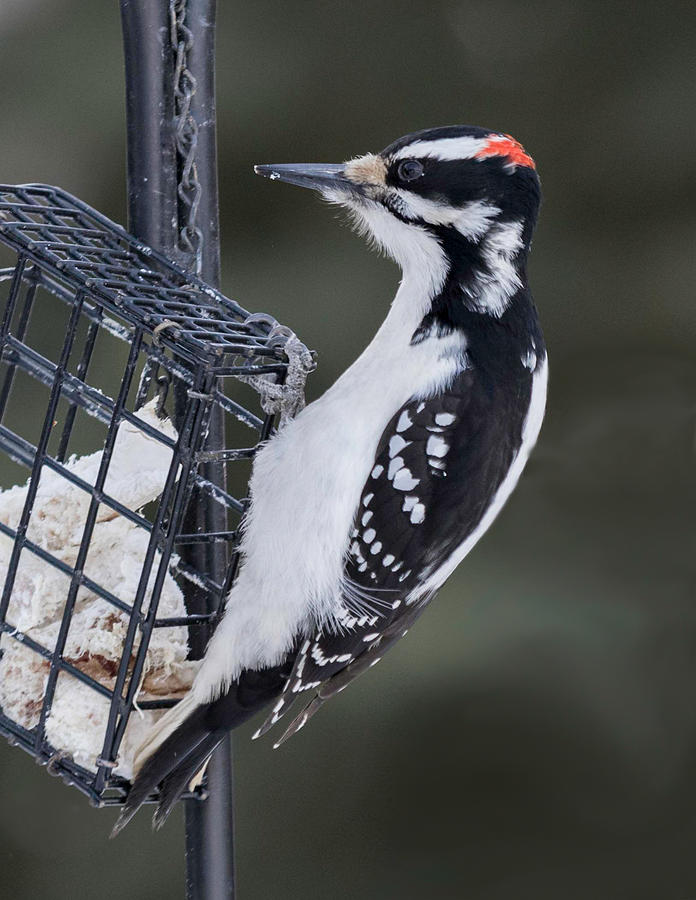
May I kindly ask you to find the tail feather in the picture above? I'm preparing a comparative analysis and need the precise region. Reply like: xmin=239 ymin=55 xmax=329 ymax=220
xmin=111 ymin=704 xmax=213 ymax=837
xmin=132 ymin=689 xmax=202 ymax=774
xmin=153 ymin=732 xmax=222 ymax=829
xmin=112 ymin=660 xmax=292 ymax=835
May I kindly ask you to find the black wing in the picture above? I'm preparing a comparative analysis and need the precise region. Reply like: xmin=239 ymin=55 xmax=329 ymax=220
xmin=256 ymin=363 xmax=534 ymax=744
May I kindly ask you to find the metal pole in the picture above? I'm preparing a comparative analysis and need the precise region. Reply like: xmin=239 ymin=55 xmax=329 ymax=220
xmin=120 ymin=3 xmax=235 ymax=898
xmin=120 ymin=1 xmax=178 ymax=253
xmin=178 ymin=4 xmax=236 ymax=899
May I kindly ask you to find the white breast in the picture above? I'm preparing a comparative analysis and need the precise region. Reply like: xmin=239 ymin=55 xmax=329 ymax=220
xmin=193 ymin=273 xmax=465 ymax=698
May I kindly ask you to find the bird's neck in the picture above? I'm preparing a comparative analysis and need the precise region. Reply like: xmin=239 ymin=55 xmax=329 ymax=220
xmin=320 ymin=221 xmax=541 ymax=438
xmin=375 ymin=219 xmax=537 ymax=353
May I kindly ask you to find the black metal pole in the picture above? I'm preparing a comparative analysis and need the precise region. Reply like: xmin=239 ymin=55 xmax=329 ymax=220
xmin=178 ymin=4 xmax=236 ymax=900
xmin=120 ymin=1 xmax=178 ymax=254
xmin=120 ymin=3 xmax=235 ymax=898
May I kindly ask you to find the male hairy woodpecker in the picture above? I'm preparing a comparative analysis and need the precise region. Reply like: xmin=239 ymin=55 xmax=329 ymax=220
xmin=114 ymin=124 xmax=547 ymax=833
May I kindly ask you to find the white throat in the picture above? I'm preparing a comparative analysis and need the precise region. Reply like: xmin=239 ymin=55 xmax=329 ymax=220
xmin=348 ymin=200 xmax=449 ymax=338
xmin=348 ymin=198 xmax=525 ymax=325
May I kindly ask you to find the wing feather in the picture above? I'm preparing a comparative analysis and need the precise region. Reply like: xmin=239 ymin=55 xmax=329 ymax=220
xmin=258 ymin=363 xmax=534 ymax=738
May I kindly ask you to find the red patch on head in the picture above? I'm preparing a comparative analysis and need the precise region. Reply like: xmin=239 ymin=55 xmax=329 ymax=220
xmin=474 ymin=134 xmax=536 ymax=170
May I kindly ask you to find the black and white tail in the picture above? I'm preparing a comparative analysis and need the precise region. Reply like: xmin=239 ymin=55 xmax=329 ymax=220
xmin=111 ymin=664 xmax=289 ymax=835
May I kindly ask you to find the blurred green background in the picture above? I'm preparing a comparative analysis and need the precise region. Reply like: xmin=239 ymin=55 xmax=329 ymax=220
xmin=1 ymin=1 xmax=696 ymax=898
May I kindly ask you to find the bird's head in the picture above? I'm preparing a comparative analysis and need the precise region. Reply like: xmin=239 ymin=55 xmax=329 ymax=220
xmin=255 ymin=126 xmax=540 ymax=300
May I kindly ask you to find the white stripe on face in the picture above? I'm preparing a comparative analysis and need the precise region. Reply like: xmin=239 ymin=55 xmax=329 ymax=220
xmin=392 ymin=135 xmax=492 ymax=162
xmin=393 ymin=193 xmax=500 ymax=240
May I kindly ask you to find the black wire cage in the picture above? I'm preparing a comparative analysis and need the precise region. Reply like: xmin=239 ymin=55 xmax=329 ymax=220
xmin=0 ymin=3 xmax=293 ymax=896
xmin=0 ymin=184 xmax=311 ymax=807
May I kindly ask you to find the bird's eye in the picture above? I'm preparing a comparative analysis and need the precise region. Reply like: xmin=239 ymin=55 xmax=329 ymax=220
xmin=396 ymin=159 xmax=424 ymax=182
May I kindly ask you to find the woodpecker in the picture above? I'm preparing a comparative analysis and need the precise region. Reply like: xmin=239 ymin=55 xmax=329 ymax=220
xmin=114 ymin=124 xmax=547 ymax=833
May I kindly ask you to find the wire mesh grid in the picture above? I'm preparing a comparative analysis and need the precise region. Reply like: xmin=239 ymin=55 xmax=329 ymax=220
xmin=0 ymin=184 xmax=308 ymax=807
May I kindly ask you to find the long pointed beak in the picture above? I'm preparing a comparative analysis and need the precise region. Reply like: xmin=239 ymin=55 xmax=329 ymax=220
xmin=254 ymin=163 xmax=351 ymax=193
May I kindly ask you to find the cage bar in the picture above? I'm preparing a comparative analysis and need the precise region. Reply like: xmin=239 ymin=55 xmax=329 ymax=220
xmin=0 ymin=184 xmax=309 ymax=814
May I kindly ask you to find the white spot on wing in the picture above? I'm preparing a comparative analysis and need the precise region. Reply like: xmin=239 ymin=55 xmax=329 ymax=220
xmin=393 ymin=468 xmax=419 ymax=491
xmin=363 ymin=528 xmax=376 ymax=543
xmin=426 ymin=435 xmax=449 ymax=458
xmin=389 ymin=435 xmax=410 ymax=457
xmin=413 ymin=356 xmax=549 ymax=599
xmin=396 ymin=410 xmax=412 ymax=433
xmin=522 ymin=348 xmax=537 ymax=370
xmin=371 ymin=465 xmax=383 ymax=479
xmin=435 ymin=413 xmax=455 ymax=426
xmin=388 ymin=457 xmax=405 ymax=479
xmin=410 ymin=503 xmax=426 ymax=524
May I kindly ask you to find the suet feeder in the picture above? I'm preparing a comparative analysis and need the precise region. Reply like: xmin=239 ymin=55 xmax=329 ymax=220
xmin=0 ymin=3 xmax=310 ymax=898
